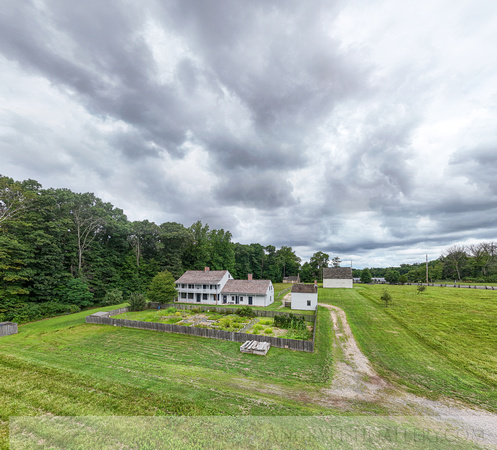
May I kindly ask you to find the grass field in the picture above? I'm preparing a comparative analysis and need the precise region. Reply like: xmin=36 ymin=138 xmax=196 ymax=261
xmin=1 ymin=284 xmax=495 ymax=448
xmin=320 ymin=285 xmax=497 ymax=411
xmin=0 ymin=304 xmax=332 ymax=449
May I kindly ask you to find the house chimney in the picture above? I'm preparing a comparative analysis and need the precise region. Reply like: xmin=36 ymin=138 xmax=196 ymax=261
xmin=248 ymin=274 xmax=253 ymax=281
xmin=204 ymin=267 xmax=210 ymax=272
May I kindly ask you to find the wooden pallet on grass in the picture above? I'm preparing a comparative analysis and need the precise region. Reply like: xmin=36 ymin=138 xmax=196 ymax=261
xmin=240 ymin=340 xmax=270 ymax=355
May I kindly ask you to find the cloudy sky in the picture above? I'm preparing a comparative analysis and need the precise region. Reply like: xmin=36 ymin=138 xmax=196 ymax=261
xmin=1 ymin=0 xmax=496 ymax=268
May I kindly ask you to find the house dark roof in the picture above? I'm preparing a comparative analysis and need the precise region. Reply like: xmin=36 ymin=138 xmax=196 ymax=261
xmin=222 ymin=279 xmax=271 ymax=295
xmin=283 ymin=275 xmax=300 ymax=282
xmin=323 ymin=267 xmax=353 ymax=280
xmin=175 ymin=270 xmax=229 ymax=284
xmin=291 ymin=283 xmax=318 ymax=294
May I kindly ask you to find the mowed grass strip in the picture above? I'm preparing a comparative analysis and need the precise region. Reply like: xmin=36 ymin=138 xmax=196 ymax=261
xmin=319 ymin=286 xmax=497 ymax=411
xmin=2 ymin=306 xmax=330 ymax=387
xmin=0 ymin=305 xmax=332 ymax=448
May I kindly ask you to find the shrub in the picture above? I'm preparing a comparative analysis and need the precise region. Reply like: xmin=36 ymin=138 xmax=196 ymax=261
xmin=417 ymin=285 xmax=427 ymax=294
xmin=63 ymin=304 xmax=81 ymax=314
xmin=264 ymin=327 xmax=273 ymax=335
xmin=274 ymin=313 xmax=306 ymax=330
xmin=128 ymin=292 xmax=147 ymax=311
xmin=238 ymin=306 xmax=255 ymax=318
xmin=59 ymin=278 xmax=94 ymax=308
xmin=259 ymin=318 xmax=273 ymax=326
xmin=286 ymin=329 xmax=311 ymax=340
xmin=165 ymin=307 xmax=176 ymax=314
xmin=102 ymin=289 xmax=123 ymax=306
xmin=381 ymin=290 xmax=392 ymax=307
xmin=147 ymin=271 xmax=177 ymax=303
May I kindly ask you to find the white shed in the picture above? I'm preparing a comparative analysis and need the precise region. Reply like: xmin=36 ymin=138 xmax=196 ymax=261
xmin=290 ymin=283 xmax=318 ymax=310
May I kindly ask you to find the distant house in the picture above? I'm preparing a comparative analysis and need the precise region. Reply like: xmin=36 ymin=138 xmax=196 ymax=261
xmin=175 ymin=268 xmax=274 ymax=307
xmin=291 ymin=282 xmax=318 ymax=310
xmin=323 ymin=267 xmax=353 ymax=288
xmin=353 ymin=277 xmax=386 ymax=284
xmin=283 ymin=274 xmax=300 ymax=284
xmin=372 ymin=277 xmax=386 ymax=284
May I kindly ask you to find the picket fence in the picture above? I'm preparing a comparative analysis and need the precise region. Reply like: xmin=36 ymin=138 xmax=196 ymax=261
xmin=86 ymin=306 xmax=316 ymax=352
xmin=148 ymin=302 xmax=316 ymax=322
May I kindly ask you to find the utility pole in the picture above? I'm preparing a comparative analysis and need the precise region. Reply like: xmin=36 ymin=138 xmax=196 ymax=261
xmin=426 ymin=254 xmax=429 ymax=283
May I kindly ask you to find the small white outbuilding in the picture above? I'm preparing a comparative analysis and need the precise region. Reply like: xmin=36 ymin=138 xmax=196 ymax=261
xmin=290 ymin=282 xmax=318 ymax=310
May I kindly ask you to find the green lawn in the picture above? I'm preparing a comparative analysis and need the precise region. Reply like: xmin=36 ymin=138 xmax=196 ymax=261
xmin=0 ymin=295 xmax=488 ymax=448
xmin=0 ymin=304 xmax=332 ymax=449
xmin=319 ymin=285 xmax=497 ymax=411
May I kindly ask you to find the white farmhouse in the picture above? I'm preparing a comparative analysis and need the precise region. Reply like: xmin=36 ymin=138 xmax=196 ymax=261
xmin=323 ymin=267 xmax=353 ymax=288
xmin=175 ymin=268 xmax=233 ymax=304
xmin=175 ymin=268 xmax=274 ymax=307
xmin=222 ymin=276 xmax=274 ymax=307
xmin=290 ymin=282 xmax=318 ymax=310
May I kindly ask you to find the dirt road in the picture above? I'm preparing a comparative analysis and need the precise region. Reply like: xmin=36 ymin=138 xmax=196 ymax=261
xmin=319 ymin=303 xmax=497 ymax=448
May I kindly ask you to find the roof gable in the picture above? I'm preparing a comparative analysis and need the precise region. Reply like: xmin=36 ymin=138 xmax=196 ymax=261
xmin=323 ymin=267 xmax=353 ymax=279
xmin=291 ymin=283 xmax=318 ymax=294
xmin=175 ymin=270 xmax=229 ymax=284
xmin=222 ymin=279 xmax=271 ymax=295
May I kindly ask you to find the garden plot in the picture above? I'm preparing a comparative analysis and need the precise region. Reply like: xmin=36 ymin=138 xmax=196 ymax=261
xmin=112 ymin=308 xmax=252 ymax=332
xmin=111 ymin=308 xmax=313 ymax=340
xmin=247 ymin=317 xmax=314 ymax=340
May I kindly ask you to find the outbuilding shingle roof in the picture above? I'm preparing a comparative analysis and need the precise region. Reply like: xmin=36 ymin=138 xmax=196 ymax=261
xmin=221 ymin=279 xmax=271 ymax=295
xmin=323 ymin=267 xmax=353 ymax=279
xmin=291 ymin=283 xmax=318 ymax=294
xmin=175 ymin=270 xmax=229 ymax=284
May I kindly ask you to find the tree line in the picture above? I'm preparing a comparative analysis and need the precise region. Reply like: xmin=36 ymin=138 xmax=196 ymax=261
xmin=0 ymin=176 xmax=334 ymax=323
xmin=355 ymin=242 xmax=497 ymax=284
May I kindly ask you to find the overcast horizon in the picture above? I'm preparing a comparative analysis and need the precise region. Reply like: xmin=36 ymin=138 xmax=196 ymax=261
xmin=1 ymin=0 xmax=497 ymax=268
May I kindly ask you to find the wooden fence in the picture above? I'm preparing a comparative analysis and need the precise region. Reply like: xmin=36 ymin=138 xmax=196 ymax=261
xmin=86 ymin=306 xmax=316 ymax=352
xmin=148 ymin=302 xmax=316 ymax=322
xmin=0 ymin=322 xmax=18 ymax=337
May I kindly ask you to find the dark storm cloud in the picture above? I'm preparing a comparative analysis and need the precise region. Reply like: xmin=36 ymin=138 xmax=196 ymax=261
xmin=155 ymin=0 xmax=365 ymax=167
xmin=214 ymin=171 xmax=297 ymax=210
xmin=2 ymin=0 xmax=496 ymax=266
xmin=0 ymin=0 xmax=365 ymax=211
xmin=450 ymin=144 xmax=497 ymax=195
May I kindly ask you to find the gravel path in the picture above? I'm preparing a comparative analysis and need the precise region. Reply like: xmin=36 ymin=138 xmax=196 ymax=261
xmin=319 ymin=303 xmax=497 ymax=449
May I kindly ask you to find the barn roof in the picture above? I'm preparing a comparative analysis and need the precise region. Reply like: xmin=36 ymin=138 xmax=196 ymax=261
xmin=323 ymin=267 xmax=353 ymax=279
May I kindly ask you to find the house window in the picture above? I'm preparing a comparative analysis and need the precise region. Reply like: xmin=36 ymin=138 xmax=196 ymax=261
xmin=203 ymin=284 xmax=208 ymax=289
xmin=181 ymin=293 xmax=186 ymax=299
xmin=307 ymin=300 xmax=311 ymax=306
xmin=210 ymin=285 xmax=215 ymax=290
xmin=188 ymin=284 xmax=194 ymax=289
xmin=203 ymin=293 xmax=208 ymax=300
xmin=223 ymin=295 xmax=227 ymax=304
xmin=248 ymin=296 xmax=253 ymax=305
xmin=188 ymin=293 xmax=194 ymax=299
xmin=240 ymin=296 xmax=243 ymax=302
xmin=181 ymin=284 xmax=186 ymax=288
